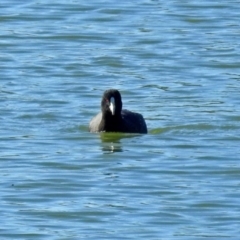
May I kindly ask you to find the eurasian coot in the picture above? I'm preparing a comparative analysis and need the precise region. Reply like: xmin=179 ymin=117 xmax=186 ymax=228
xmin=89 ymin=89 xmax=147 ymax=134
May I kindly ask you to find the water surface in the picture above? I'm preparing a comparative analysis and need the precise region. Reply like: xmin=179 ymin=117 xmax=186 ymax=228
xmin=1 ymin=0 xmax=240 ymax=239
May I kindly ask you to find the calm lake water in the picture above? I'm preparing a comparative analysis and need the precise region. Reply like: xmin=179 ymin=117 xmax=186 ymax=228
xmin=1 ymin=0 xmax=240 ymax=239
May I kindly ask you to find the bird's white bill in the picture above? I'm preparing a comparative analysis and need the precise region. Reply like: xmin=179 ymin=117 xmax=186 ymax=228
xmin=109 ymin=97 xmax=115 ymax=115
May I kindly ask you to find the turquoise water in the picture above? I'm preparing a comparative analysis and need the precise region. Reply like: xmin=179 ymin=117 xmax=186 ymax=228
xmin=1 ymin=1 xmax=240 ymax=239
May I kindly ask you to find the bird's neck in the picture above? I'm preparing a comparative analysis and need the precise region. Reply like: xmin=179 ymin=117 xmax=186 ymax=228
xmin=100 ymin=113 xmax=122 ymax=132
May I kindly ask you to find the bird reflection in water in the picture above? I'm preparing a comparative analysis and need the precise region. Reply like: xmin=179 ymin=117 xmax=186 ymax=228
xmin=100 ymin=132 xmax=139 ymax=153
